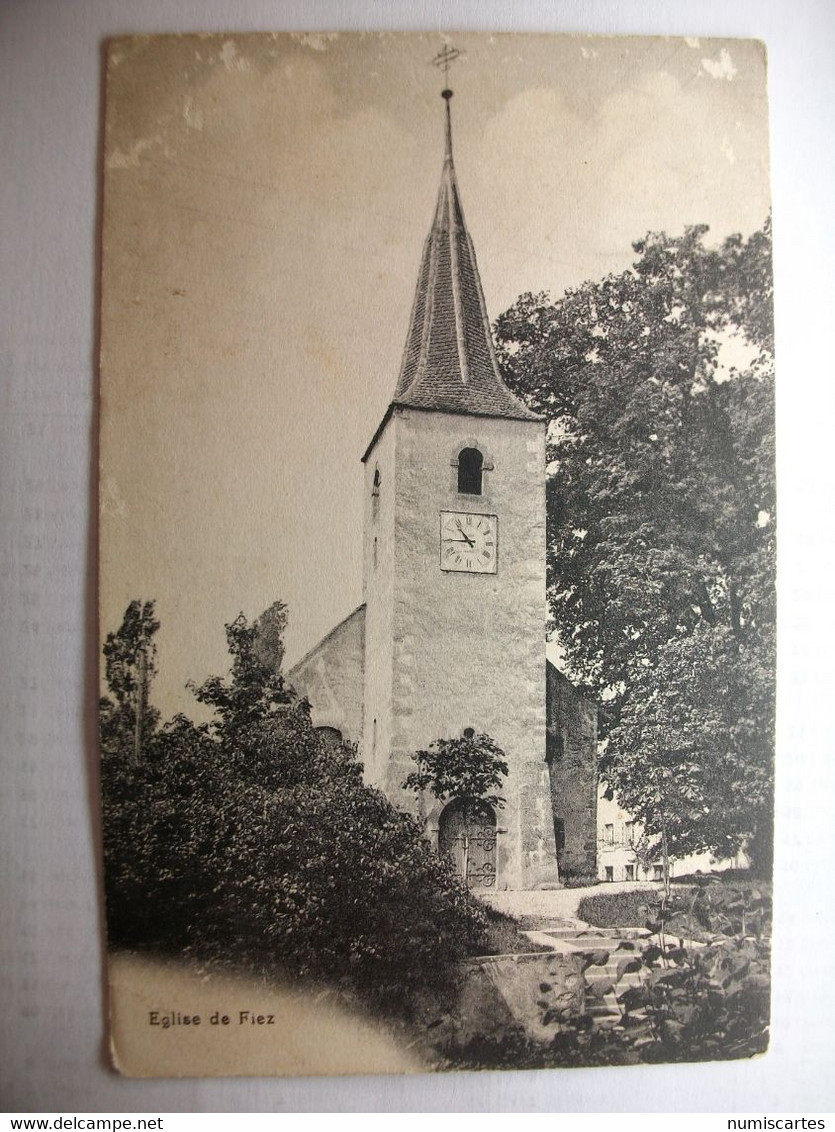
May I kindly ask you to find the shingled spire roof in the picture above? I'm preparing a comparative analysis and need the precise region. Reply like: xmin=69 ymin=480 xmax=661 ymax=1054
xmin=390 ymin=89 xmax=539 ymax=422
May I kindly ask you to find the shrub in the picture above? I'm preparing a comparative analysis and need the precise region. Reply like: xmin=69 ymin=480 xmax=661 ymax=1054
xmin=687 ymin=878 xmax=772 ymax=939
xmin=102 ymin=607 xmax=490 ymax=1019
xmin=598 ymin=931 xmax=771 ymax=1063
xmin=578 ymin=889 xmax=659 ymax=928
xmin=403 ymin=730 xmax=508 ymax=809
xmin=103 ymin=706 xmax=489 ymax=1015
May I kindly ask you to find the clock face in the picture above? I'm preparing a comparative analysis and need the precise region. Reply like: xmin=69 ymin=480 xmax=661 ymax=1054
xmin=440 ymin=511 xmax=498 ymax=573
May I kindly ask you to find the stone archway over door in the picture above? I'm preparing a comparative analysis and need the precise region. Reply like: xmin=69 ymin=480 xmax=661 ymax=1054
xmin=438 ymin=798 xmax=497 ymax=890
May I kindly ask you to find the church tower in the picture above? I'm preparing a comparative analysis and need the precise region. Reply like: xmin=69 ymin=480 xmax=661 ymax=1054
xmin=360 ymin=89 xmax=560 ymax=890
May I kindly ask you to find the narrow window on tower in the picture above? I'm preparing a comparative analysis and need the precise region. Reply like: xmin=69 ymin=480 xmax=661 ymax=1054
xmin=371 ymin=467 xmax=381 ymax=520
xmin=457 ymin=447 xmax=483 ymax=495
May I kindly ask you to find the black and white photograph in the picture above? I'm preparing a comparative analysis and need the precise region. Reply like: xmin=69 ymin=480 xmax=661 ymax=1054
xmin=96 ymin=30 xmax=775 ymax=1079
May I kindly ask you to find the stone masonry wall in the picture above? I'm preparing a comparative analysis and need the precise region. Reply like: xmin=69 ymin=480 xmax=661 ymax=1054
xmin=288 ymin=605 xmax=365 ymax=748
xmin=546 ymin=660 xmax=598 ymax=878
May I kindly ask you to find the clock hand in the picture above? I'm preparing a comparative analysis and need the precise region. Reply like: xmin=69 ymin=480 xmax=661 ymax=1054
xmin=455 ymin=520 xmax=475 ymax=546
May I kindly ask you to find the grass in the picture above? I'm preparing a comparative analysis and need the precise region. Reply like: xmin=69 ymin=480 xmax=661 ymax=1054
xmin=477 ymin=906 xmax=548 ymax=955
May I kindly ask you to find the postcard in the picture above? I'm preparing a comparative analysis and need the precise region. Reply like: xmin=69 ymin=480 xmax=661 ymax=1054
xmin=99 ymin=31 xmax=774 ymax=1076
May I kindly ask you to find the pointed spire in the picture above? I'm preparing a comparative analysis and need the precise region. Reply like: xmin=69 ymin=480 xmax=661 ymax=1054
xmin=390 ymin=87 xmax=538 ymax=422
xmin=442 ymin=86 xmax=453 ymax=162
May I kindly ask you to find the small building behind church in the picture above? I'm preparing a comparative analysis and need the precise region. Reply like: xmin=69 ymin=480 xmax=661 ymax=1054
xmin=596 ymin=789 xmax=750 ymax=884
xmin=290 ymin=88 xmax=597 ymax=892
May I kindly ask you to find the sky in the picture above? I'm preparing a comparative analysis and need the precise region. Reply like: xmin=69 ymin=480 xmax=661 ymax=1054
xmin=99 ymin=32 xmax=771 ymax=720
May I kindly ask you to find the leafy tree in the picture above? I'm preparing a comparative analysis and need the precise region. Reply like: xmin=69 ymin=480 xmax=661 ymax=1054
xmin=99 ymin=599 xmax=160 ymax=761
xmin=188 ymin=603 xmax=293 ymax=764
xmin=495 ymin=220 xmax=775 ymax=872
xmin=252 ymin=600 xmax=288 ymax=672
xmin=403 ymin=729 xmax=509 ymax=810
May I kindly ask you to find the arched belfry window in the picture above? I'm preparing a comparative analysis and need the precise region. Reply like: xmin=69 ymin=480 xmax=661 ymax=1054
xmin=457 ymin=448 xmax=483 ymax=495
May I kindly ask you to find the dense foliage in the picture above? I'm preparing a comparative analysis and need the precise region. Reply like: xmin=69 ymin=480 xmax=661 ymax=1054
xmin=495 ymin=220 xmax=775 ymax=871
xmin=101 ymin=602 xmax=489 ymax=1014
xmin=577 ymin=880 xmax=771 ymax=1064
xmin=403 ymin=730 xmax=509 ymax=809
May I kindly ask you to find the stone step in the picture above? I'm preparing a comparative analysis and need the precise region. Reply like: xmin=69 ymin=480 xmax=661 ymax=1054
xmin=525 ymin=931 xmax=651 ymax=947
xmin=583 ymin=964 xmax=646 ymax=1025
xmin=584 ymin=966 xmax=644 ymax=982
xmin=587 ymin=969 xmax=638 ymax=983
xmin=532 ymin=928 xmax=607 ymax=938
xmin=535 ymin=928 xmax=651 ymax=942
xmin=586 ymin=1002 xmax=622 ymax=1020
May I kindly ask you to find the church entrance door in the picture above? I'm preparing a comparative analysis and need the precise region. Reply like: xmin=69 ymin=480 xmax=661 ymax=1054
xmin=438 ymin=798 xmax=497 ymax=890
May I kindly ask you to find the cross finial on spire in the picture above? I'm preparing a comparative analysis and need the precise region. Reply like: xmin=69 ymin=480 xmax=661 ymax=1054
xmin=431 ymin=43 xmax=462 ymax=87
